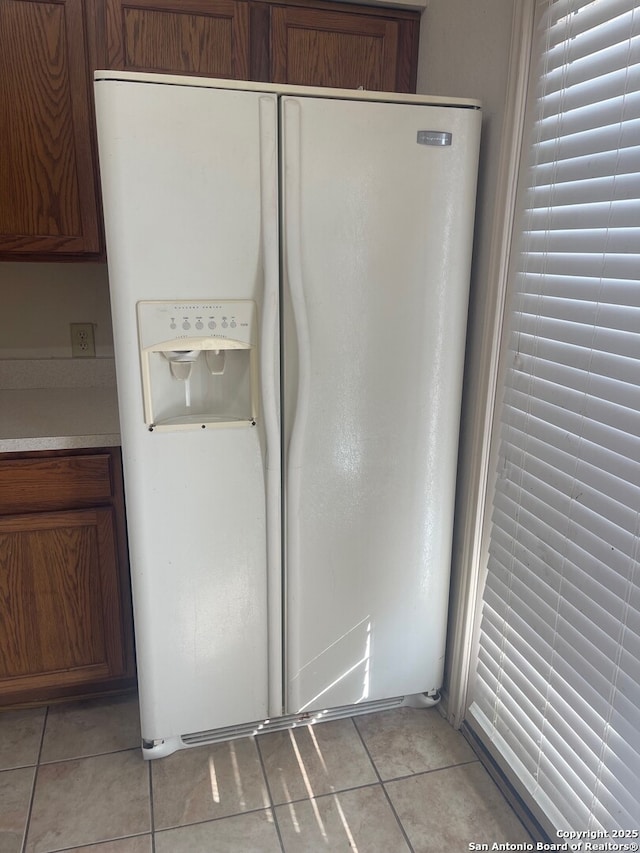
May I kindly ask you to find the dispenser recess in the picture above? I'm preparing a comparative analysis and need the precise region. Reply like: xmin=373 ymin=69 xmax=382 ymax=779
xmin=137 ymin=300 xmax=258 ymax=431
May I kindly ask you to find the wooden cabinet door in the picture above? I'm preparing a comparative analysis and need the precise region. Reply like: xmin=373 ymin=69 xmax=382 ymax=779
xmin=0 ymin=0 xmax=102 ymax=256
xmin=106 ymin=0 xmax=250 ymax=79
xmin=270 ymin=4 xmax=418 ymax=93
xmin=0 ymin=508 xmax=130 ymax=704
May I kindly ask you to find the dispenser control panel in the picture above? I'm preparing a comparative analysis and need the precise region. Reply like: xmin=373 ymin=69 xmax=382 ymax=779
xmin=136 ymin=299 xmax=258 ymax=430
xmin=137 ymin=300 xmax=255 ymax=349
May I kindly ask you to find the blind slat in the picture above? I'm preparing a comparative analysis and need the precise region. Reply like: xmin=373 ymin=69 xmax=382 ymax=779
xmin=508 ymin=347 xmax=640 ymax=413
xmin=509 ymin=312 xmax=639 ymax=359
xmin=517 ymin=252 xmax=640 ymax=281
xmin=529 ymin=173 xmax=640 ymax=209
xmin=523 ymin=196 xmax=640 ymax=228
xmin=503 ymin=381 xmax=640 ymax=452
xmin=533 ymin=144 xmax=639 ymax=183
xmin=542 ymin=53 xmax=640 ymax=107
xmin=547 ymin=0 xmax=638 ymax=38
xmin=537 ymin=90 xmax=640 ymax=142
xmin=531 ymin=118 xmax=640 ymax=165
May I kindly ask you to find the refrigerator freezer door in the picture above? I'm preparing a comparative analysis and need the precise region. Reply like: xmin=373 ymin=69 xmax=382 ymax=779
xmin=95 ymin=79 xmax=281 ymax=746
xmin=281 ymin=95 xmax=481 ymax=714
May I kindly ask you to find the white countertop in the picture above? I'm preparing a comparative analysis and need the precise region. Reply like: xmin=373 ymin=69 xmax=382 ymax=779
xmin=0 ymin=359 xmax=121 ymax=453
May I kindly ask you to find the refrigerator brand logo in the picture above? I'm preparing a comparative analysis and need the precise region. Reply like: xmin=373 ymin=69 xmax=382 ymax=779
xmin=417 ymin=131 xmax=452 ymax=146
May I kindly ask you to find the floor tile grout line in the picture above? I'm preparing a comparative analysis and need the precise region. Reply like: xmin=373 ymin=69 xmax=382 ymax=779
xmin=28 ymin=831 xmax=152 ymax=853
xmin=350 ymin=716 xmax=384 ymax=784
xmin=254 ymin=735 xmax=287 ymax=853
xmin=20 ymin=704 xmax=49 ymax=853
xmin=35 ymin=706 xmax=48 ymax=766
xmin=382 ymin=756 xmax=481 ymax=786
xmin=152 ymin=804 xmax=284 ymax=835
xmin=148 ymin=758 xmax=157 ymax=853
xmin=380 ymin=783 xmax=415 ymax=853
xmin=351 ymin=716 xmax=416 ymax=853
xmin=37 ymin=745 xmax=144 ymax=766
xmin=271 ymin=778 xmax=402 ymax=808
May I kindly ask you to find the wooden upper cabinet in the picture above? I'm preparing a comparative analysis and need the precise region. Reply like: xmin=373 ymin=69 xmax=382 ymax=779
xmin=105 ymin=0 xmax=250 ymax=79
xmin=0 ymin=0 xmax=102 ymax=256
xmin=0 ymin=0 xmax=418 ymax=260
xmin=270 ymin=2 xmax=418 ymax=93
xmin=103 ymin=0 xmax=418 ymax=91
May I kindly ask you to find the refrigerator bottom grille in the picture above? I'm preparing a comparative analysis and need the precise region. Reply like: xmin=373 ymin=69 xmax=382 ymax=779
xmin=181 ymin=696 xmax=406 ymax=748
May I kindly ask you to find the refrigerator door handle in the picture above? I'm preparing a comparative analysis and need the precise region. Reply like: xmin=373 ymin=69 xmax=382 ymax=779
xmin=283 ymin=98 xmax=312 ymax=468
xmin=282 ymin=98 xmax=312 ymax=694
xmin=258 ymin=95 xmax=283 ymax=718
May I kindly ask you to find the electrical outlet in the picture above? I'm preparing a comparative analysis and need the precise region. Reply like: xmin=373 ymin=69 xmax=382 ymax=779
xmin=70 ymin=323 xmax=96 ymax=358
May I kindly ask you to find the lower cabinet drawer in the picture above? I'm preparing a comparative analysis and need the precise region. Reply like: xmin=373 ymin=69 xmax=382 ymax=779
xmin=0 ymin=454 xmax=113 ymax=514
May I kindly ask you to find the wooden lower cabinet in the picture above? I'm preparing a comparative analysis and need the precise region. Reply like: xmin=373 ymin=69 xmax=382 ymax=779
xmin=0 ymin=449 xmax=136 ymax=707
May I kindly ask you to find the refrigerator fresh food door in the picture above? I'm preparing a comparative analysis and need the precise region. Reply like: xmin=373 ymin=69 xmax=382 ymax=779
xmin=281 ymin=95 xmax=481 ymax=714
xmin=95 ymin=78 xmax=281 ymax=750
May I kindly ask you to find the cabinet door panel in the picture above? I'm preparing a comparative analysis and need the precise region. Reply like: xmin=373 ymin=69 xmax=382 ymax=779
xmin=0 ymin=0 xmax=101 ymax=254
xmin=271 ymin=6 xmax=399 ymax=92
xmin=0 ymin=509 xmax=125 ymax=692
xmin=106 ymin=0 xmax=250 ymax=79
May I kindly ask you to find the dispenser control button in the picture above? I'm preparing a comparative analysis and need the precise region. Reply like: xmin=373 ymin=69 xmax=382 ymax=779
xmin=222 ymin=319 xmax=228 ymax=329
xmin=195 ymin=320 xmax=204 ymax=330
xmin=230 ymin=320 xmax=237 ymax=329
xmin=182 ymin=320 xmax=191 ymax=330
xmin=170 ymin=321 xmax=177 ymax=330
xmin=208 ymin=320 xmax=217 ymax=330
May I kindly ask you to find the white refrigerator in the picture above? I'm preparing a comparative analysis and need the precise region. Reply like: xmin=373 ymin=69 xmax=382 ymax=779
xmin=94 ymin=71 xmax=481 ymax=759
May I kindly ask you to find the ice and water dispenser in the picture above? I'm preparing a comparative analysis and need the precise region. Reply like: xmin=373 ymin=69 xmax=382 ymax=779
xmin=137 ymin=300 xmax=258 ymax=430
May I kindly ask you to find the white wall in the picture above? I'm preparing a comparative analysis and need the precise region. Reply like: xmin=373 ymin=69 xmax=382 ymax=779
xmin=0 ymin=262 xmax=113 ymax=359
xmin=416 ymin=0 xmax=516 ymax=700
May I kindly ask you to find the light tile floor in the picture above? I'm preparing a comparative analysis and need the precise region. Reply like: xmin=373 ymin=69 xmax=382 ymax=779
xmin=0 ymin=694 xmax=531 ymax=853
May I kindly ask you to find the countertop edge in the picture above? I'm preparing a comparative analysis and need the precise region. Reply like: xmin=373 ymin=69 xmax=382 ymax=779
xmin=0 ymin=434 xmax=121 ymax=454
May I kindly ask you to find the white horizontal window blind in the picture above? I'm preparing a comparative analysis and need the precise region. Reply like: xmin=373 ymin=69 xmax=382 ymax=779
xmin=467 ymin=0 xmax=640 ymax=833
